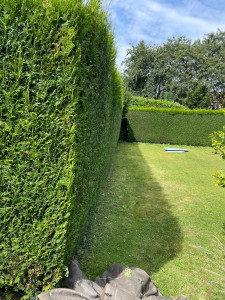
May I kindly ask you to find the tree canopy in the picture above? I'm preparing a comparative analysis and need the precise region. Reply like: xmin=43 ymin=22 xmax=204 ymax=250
xmin=123 ymin=30 xmax=225 ymax=109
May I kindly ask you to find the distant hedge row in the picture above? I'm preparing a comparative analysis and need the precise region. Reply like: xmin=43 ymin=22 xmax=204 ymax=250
xmin=0 ymin=0 xmax=122 ymax=298
xmin=127 ymin=108 xmax=225 ymax=146
xmin=129 ymin=107 xmax=225 ymax=114
xmin=129 ymin=96 xmax=188 ymax=109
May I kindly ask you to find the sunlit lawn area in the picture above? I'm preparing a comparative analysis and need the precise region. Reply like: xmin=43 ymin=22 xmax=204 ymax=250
xmin=76 ymin=142 xmax=225 ymax=299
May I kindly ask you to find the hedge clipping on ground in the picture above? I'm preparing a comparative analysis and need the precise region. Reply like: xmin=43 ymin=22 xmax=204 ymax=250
xmin=0 ymin=0 xmax=123 ymax=297
xmin=127 ymin=108 xmax=225 ymax=146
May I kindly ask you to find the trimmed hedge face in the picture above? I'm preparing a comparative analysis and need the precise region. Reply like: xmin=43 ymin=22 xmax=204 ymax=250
xmin=127 ymin=110 xmax=225 ymax=146
xmin=0 ymin=0 xmax=122 ymax=297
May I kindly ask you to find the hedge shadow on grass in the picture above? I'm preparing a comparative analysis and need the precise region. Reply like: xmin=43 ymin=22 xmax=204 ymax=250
xmin=77 ymin=142 xmax=183 ymax=277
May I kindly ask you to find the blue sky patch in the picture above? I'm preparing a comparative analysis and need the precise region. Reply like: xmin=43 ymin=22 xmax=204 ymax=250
xmin=104 ymin=0 xmax=225 ymax=67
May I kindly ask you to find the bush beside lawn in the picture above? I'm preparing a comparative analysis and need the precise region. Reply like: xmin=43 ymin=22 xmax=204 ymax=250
xmin=127 ymin=108 xmax=225 ymax=146
xmin=0 ymin=0 xmax=122 ymax=297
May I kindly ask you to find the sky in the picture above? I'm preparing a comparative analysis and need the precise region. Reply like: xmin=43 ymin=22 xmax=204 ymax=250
xmin=103 ymin=0 xmax=225 ymax=67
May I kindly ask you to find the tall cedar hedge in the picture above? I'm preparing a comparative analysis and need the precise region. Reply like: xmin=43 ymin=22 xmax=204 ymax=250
xmin=127 ymin=108 xmax=225 ymax=146
xmin=0 ymin=0 xmax=122 ymax=297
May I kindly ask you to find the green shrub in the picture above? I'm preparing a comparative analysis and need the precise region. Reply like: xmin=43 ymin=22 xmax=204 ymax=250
xmin=210 ymin=124 xmax=225 ymax=187
xmin=122 ymin=88 xmax=133 ymax=116
xmin=127 ymin=109 xmax=225 ymax=146
xmin=0 ymin=0 xmax=122 ymax=297
xmin=186 ymin=82 xmax=213 ymax=109
xmin=165 ymin=91 xmax=175 ymax=102
xmin=129 ymin=96 xmax=188 ymax=109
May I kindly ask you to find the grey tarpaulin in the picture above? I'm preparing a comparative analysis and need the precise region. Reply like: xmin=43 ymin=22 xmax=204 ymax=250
xmin=38 ymin=260 xmax=186 ymax=300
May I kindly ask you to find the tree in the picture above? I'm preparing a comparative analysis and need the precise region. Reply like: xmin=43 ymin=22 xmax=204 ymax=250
xmin=161 ymin=36 xmax=197 ymax=104
xmin=165 ymin=92 xmax=175 ymax=102
xmin=123 ymin=40 xmax=152 ymax=96
xmin=186 ymin=82 xmax=213 ymax=109
xmin=122 ymin=30 xmax=225 ymax=109
xmin=198 ymin=30 xmax=225 ymax=101
xmin=143 ymin=44 xmax=168 ymax=99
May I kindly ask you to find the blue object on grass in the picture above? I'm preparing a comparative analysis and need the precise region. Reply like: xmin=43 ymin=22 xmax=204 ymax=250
xmin=165 ymin=148 xmax=188 ymax=152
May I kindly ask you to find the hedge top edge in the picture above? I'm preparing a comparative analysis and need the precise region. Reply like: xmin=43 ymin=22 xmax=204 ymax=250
xmin=128 ymin=106 xmax=225 ymax=115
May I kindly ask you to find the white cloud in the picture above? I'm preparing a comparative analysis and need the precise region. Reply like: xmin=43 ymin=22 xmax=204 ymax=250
xmin=105 ymin=0 xmax=225 ymax=66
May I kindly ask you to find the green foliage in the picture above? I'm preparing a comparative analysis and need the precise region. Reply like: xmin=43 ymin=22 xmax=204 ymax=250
xmin=127 ymin=109 xmax=225 ymax=146
xmin=198 ymin=30 xmax=225 ymax=100
xmin=129 ymin=96 xmax=188 ymax=109
xmin=129 ymin=106 xmax=224 ymax=114
xmin=120 ymin=95 xmax=187 ymax=141
xmin=186 ymin=83 xmax=213 ymax=109
xmin=122 ymin=88 xmax=132 ymax=116
xmin=0 ymin=0 xmax=122 ymax=297
xmin=123 ymin=32 xmax=225 ymax=108
xmin=210 ymin=123 xmax=225 ymax=187
xmin=122 ymin=40 xmax=152 ymax=96
xmin=165 ymin=92 xmax=175 ymax=102
xmin=212 ymin=172 xmax=225 ymax=187
xmin=210 ymin=125 xmax=225 ymax=158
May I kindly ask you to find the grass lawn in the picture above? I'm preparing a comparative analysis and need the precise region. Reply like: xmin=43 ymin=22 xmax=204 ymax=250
xmin=76 ymin=142 xmax=225 ymax=299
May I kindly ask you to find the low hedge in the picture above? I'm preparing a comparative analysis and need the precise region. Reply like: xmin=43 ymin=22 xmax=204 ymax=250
xmin=129 ymin=107 xmax=225 ymax=114
xmin=0 ymin=0 xmax=122 ymax=298
xmin=129 ymin=96 xmax=188 ymax=109
xmin=127 ymin=108 xmax=225 ymax=146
